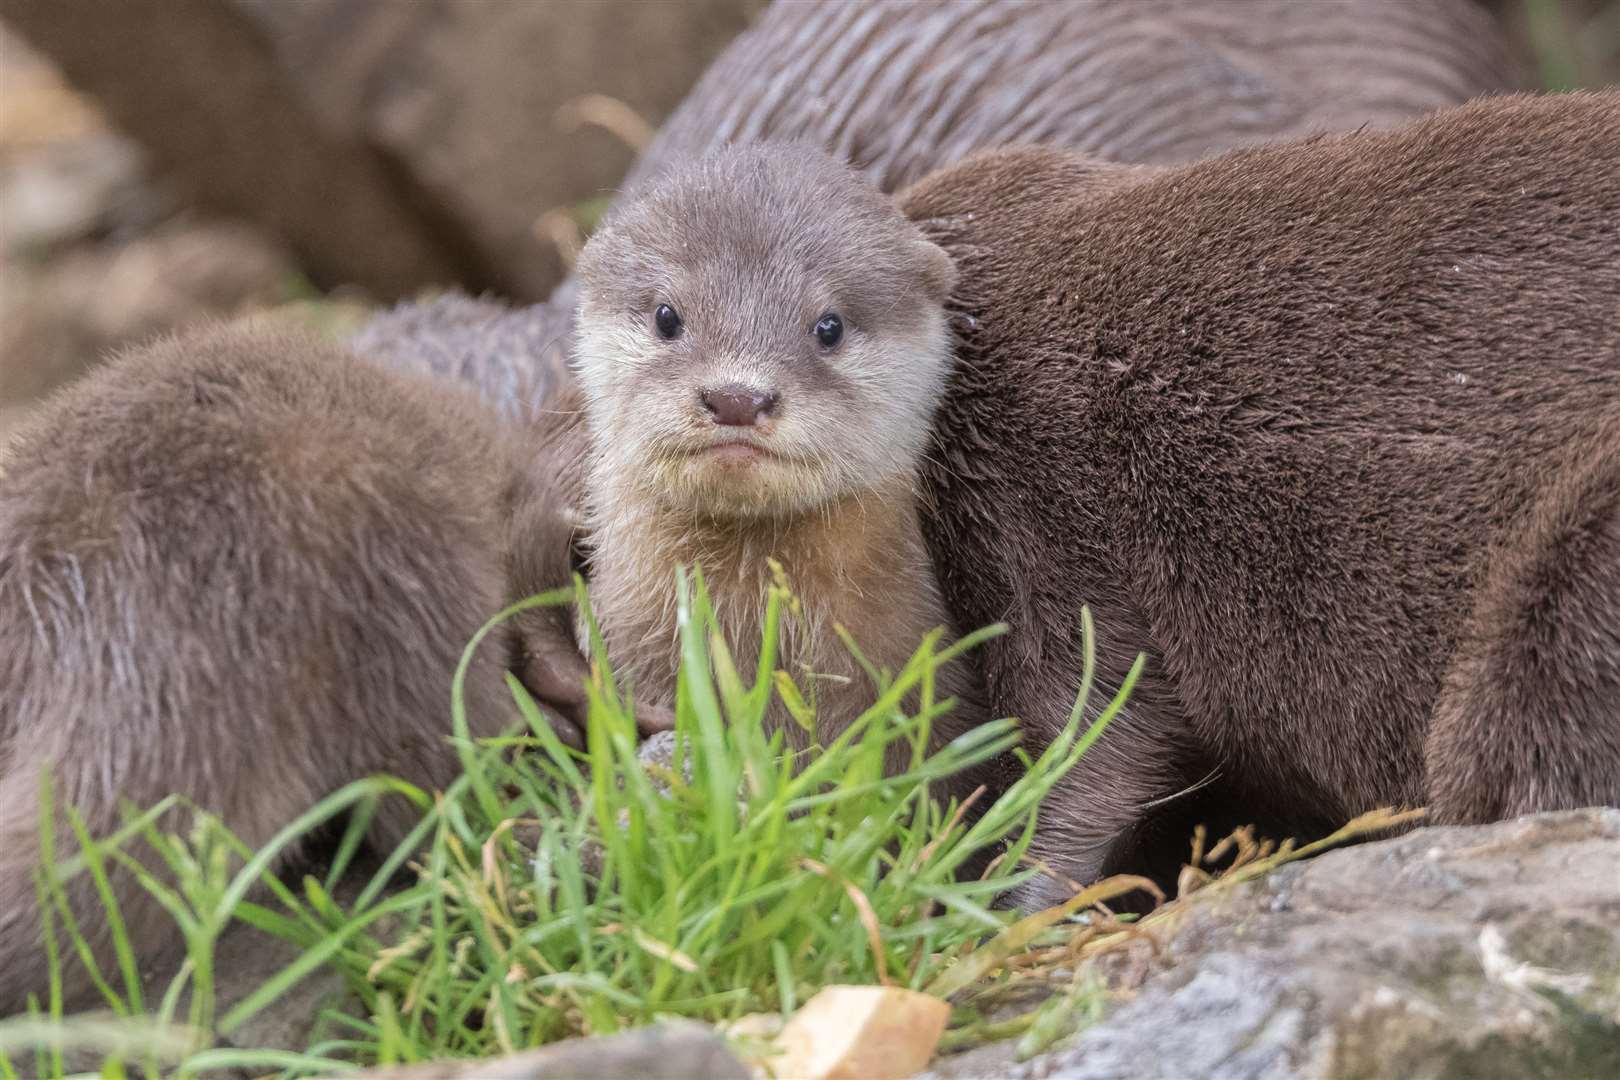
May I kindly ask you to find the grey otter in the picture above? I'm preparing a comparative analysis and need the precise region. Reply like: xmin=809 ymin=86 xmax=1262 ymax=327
xmin=570 ymin=143 xmax=985 ymax=770
xmin=896 ymin=90 xmax=1620 ymax=903
xmin=0 ymin=327 xmax=575 ymax=1015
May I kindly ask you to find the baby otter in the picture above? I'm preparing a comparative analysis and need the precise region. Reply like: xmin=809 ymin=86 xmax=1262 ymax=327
xmin=571 ymin=143 xmax=986 ymax=770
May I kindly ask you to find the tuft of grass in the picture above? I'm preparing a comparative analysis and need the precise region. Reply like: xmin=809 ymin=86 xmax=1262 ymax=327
xmin=2 ymin=571 xmax=1141 ymax=1078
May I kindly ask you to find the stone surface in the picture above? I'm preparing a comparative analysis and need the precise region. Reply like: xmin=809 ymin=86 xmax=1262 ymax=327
xmin=235 ymin=0 xmax=762 ymax=302
xmin=925 ymin=809 xmax=1620 ymax=1080
xmin=334 ymin=1022 xmax=750 ymax=1080
xmin=2 ymin=0 xmax=761 ymax=301
xmin=95 ymin=810 xmax=1611 ymax=1080
xmin=0 ymin=24 xmax=298 ymax=445
xmin=0 ymin=0 xmax=488 ymax=300
xmin=27 ymin=812 xmax=1618 ymax=1079
xmin=0 ymin=22 xmax=158 ymax=256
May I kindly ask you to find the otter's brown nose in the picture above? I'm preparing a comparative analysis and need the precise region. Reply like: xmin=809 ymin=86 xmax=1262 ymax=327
xmin=701 ymin=385 xmax=778 ymax=427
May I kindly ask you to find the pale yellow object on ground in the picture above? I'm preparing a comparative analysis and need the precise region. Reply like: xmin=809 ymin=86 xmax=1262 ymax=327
xmin=760 ymin=985 xmax=950 ymax=1080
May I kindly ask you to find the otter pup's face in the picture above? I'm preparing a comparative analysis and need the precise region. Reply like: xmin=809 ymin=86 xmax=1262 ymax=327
xmin=573 ymin=143 xmax=957 ymax=518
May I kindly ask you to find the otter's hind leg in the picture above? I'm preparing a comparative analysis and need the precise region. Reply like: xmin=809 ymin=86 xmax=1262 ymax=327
xmin=1426 ymin=417 xmax=1620 ymax=824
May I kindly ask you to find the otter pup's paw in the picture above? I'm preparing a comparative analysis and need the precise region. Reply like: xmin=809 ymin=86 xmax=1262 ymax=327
xmin=516 ymin=623 xmax=592 ymax=750
xmin=516 ymin=620 xmax=676 ymax=745
xmin=631 ymin=700 xmax=676 ymax=736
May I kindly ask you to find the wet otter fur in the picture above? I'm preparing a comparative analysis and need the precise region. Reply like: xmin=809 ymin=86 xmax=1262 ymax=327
xmin=898 ymin=90 xmax=1620 ymax=904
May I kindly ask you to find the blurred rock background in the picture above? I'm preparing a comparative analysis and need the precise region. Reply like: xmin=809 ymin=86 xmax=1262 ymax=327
xmin=0 ymin=0 xmax=1614 ymax=445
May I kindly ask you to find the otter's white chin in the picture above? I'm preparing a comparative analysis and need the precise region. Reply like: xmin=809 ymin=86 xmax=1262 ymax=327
xmin=699 ymin=443 xmax=772 ymax=467
xmin=655 ymin=452 xmax=834 ymax=518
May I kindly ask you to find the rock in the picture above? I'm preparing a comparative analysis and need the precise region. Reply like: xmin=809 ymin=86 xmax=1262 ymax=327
xmin=764 ymin=985 xmax=952 ymax=1080
xmin=333 ymin=1021 xmax=751 ymax=1080
xmin=0 ymin=23 xmax=162 ymax=255
xmin=234 ymin=0 xmax=762 ymax=302
xmin=924 ymin=809 xmax=1620 ymax=1080
xmin=0 ymin=24 xmax=302 ymax=446
xmin=0 ymin=134 xmax=154 ymax=256
xmin=0 ymin=0 xmax=491 ymax=300
xmin=2 ymin=0 xmax=761 ymax=301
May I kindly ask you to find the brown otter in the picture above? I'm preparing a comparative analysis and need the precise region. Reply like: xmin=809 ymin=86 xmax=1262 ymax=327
xmin=569 ymin=142 xmax=984 ymax=771
xmin=0 ymin=326 xmax=576 ymax=1016
xmin=896 ymin=90 xmax=1620 ymax=904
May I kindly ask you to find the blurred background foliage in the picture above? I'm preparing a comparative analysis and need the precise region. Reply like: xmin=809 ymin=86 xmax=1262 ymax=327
xmin=1510 ymin=0 xmax=1620 ymax=87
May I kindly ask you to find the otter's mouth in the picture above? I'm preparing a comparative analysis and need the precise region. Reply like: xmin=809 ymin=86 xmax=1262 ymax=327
xmin=699 ymin=440 xmax=775 ymax=464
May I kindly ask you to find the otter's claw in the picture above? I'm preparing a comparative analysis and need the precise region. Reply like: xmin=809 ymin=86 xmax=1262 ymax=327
xmin=517 ymin=632 xmax=592 ymax=751
xmin=634 ymin=702 xmax=677 ymax=737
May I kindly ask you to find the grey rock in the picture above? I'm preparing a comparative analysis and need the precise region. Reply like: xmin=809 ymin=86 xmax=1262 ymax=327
xmin=233 ymin=0 xmax=762 ymax=302
xmin=0 ymin=24 xmax=158 ymax=257
xmin=0 ymin=0 xmax=489 ymax=300
xmin=1 ymin=0 xmax=760 ymax=301
xmin=1 ymin=218 xmax=293 ymax=444
xmin=0 ymin=134 xmax=152 ymax=256
xmin=925 ymin=809 xmax=1620 ymax=1080
xmin=334 ymin=1021 xmax=750 ymax=1080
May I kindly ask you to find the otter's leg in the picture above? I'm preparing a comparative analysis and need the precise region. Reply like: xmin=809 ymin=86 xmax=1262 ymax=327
xmin=1005 ymin=685 xmax=1195 ymax=911
xmin=1426 ymin=419 xmax=1620 ymax=824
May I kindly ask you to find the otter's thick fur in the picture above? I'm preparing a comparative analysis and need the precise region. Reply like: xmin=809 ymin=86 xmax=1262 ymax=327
xmin=898 ymin=91 xmax=1620 ymax=903
xmin=0 ymin=327 xmax=563 ymax=1015
xmin=571 ymin=144 xmax=984 ymax=769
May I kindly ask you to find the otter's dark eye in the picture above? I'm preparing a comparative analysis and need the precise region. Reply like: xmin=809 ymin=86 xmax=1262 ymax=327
xmin=654 ymin=304 xmax=683 ymax=340
xmin=815 ymin=312 xmax=844 ymax=350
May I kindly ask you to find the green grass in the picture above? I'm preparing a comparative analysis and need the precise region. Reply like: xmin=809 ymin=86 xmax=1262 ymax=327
xmin=1 ymin=571 xmax=1141 ymax=1079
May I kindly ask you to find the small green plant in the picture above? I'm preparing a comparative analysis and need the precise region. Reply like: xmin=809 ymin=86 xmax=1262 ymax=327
xmin=2 ymin=571 xmax=1140 ymax=1078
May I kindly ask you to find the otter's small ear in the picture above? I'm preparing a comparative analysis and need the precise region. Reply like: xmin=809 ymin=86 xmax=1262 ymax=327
xmin=915 ymin=238 xmax=958 ymax=304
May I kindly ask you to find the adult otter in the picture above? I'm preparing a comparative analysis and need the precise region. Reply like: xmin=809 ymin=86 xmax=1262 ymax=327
xmin=0 ymin=326 xmax=577 ymax=1015
xmin=897 ymin=90 xmax=1620 ymax=903
xmin=571 ymin=143 xmax=983 ymax=773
